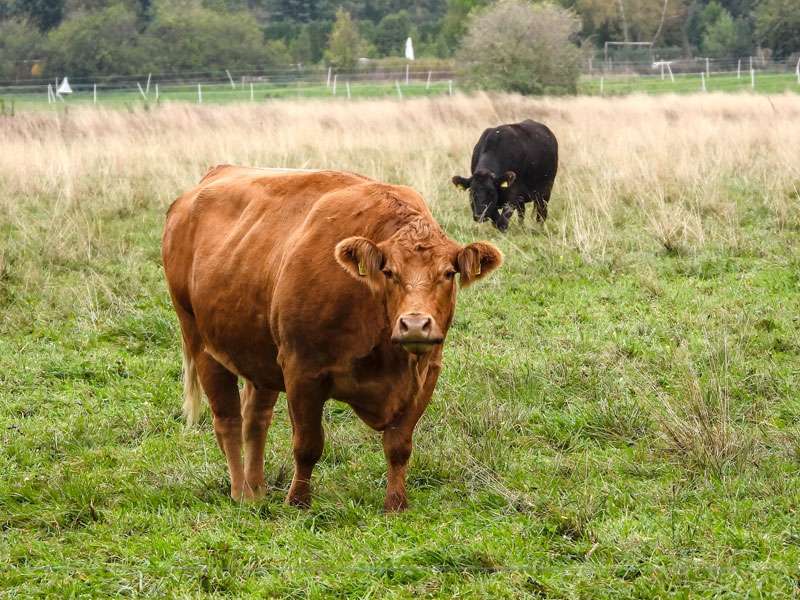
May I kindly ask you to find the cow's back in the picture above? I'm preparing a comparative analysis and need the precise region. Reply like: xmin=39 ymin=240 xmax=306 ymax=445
xmin=473 ymin=120 xmax=558 ymax=186
xmin=162 ymin=166 xmax=374 ymax=388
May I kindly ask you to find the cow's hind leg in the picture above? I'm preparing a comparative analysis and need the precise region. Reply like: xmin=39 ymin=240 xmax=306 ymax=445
xmin=193 ymin=351 xmax=247 ymax=501
xmin=241 ymin=382 xmax=279 ymax=499
xmin=284 ymin=375 xmax=326 ymax=508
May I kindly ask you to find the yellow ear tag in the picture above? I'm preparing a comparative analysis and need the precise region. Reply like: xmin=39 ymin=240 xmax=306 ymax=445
xmin=475 ymin=262 xmax=481 ymax=276
xmin=358 ymin=260 xmax=367 ymax=276
xmin=500 ymin=181 xmax=509 ymax=188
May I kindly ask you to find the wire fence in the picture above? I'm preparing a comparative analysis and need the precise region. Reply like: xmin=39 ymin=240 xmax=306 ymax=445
xmin=1 ymin=55 xmax=798 ymax=109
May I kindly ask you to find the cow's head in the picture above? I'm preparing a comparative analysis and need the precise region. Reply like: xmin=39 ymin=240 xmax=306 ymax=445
xmin=452 ymin=169 xmax=516 ymax=232
xmin=335 ymin=235 xmax=502 ymax=355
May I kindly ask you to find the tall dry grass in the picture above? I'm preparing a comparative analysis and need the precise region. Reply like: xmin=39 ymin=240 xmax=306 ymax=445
xmin=1 ymin=92 xmax=798 ymax=264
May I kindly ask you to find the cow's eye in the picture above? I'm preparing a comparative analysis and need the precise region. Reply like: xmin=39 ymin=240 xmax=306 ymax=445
xmin=382 ymin=269 xmax=394 ymax=279
xmin=444 ymin=269 xmax=456 ymax=280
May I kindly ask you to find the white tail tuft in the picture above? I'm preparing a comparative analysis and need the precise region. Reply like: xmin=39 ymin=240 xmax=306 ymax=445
xmin=181 ymin=341 xmax=204 ymax=426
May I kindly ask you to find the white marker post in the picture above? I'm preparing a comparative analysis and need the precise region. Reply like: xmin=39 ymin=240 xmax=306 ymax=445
xmin=155 ymin=83 xmax=159 ymax=102
xmin=405 ymin=64 xmax=410 ymax=85
xmin=705 ymin=57 xmax=710 ymax=78
xmin=750 ymin=68 xmax=755 ymax=90
xmin=426 ymin=70 xmax=431 ymax=90
xmin=326 ymin=67 xmax=332 ymax=88
xmin=332 ymin=74 xmax=337 ymax=96
xmin=796 ymin=57 xmax=800 ymax=84
xmin=701 ymin=71 xmax=706 ymax=92
xmin=197 ymin=84 xmax=202 ymax=104
xmin=448 ymin=80 xmax=453 ymax=96
xmin=600 ymin=77 xmax=604 ymax=95
xmin=137 ymin=82 xmax=148 ymax=100
xmin=346 ymin=81 xmax=351 ymax=99
xmin=145 ymin=73 xmax=151 ymax=95
xmin=93 ymin=83 xmax=97 ymax=104
xmin=395 ymin=80 xmax=403 ymax=99
xmin=737 ymin=59 xmax=741 ymax=79
xmin=225 ymin=69 xmax=235 ymax=89
xmin=250 ymin=82 xmax=254 ymax=101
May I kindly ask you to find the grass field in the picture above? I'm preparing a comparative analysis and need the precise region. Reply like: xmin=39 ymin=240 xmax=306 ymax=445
xmin=0 ymin=79 xmax=454 ymax=112
xmin=1 ymin=93 xmax=800 ymax=597
xmin=578 ymin=70 xmax=800 ymax=96
xmin=2 ymin=69 xmax=797 ymax=113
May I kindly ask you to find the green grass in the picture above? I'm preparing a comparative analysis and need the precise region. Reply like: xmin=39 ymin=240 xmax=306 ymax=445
xmin=578 ymin=71 xmax=800 ymax=95
xmin=1 ymin=97 xmax=800 ymax=597
xmin=0 ymin=80 xmax=454 ymax=112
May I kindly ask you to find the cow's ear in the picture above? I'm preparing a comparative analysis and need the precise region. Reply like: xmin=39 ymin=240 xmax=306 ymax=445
xmin=456 ymin=242 xmax=503 ymax=288
xmin=452 ymin=175 xmax=471 ymax=191
xmin=335 ymin=236 xmax=385 ymax=292
xmin=498 ymin=171 xmax=516 ymax=189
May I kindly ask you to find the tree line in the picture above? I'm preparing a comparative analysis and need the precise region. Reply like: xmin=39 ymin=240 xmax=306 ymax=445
xmin=0 ymin=0 xmax=798 ymax=85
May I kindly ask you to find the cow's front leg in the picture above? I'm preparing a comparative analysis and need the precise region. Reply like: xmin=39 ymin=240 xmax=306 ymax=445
xmin=381 ymin=356 xmax=442 ymax=512
xmin=285 ymin=377 xmax=326 ymax=508
xmin=382 ymin=427 xmax=413 ymax=512
xmin=517 ymin=201 xmax=526 ymax=224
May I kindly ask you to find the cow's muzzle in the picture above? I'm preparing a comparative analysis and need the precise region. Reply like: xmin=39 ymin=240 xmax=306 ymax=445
xmin=391 ymin=313 xmax=443 ymax=355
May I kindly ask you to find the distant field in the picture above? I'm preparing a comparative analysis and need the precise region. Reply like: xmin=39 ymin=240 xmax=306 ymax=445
xmin=0 ymin=79 xmax=454 ymax=111
xmin=579 ymin=70 xmax=800 ymax=95
xmin=1 ymin=70 xmax=798 ymax=113
xmin=1 ymin=94 xmax=800 ymax=596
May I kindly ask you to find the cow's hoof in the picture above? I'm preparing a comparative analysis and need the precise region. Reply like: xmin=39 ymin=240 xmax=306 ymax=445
xmin=243 ymin=484 xmax=267 ymax=502
xmin=285 ymin=490 xmax=311 ymax=508
xmin=383 ymin=494 xmax=408 ymax=513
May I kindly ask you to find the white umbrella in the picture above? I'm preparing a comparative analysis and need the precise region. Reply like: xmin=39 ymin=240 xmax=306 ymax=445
xmin=405 ymin=37 xmax=414 ymax=61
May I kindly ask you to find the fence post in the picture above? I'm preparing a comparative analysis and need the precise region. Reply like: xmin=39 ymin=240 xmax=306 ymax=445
xmin=701 ymin=71 xmax=706 ymax=92
xmin=600 ymin=76 xmax=604 ymax=95
xmin=796 ymin=56 xmax=800 ymax=84
xmin=332 ymin=74 xmax=337 ymax=96
xmin=705 ymin=57 xmax=710 ymax=78
xmin=750 ymin=68 xmax=755 ymax=90
xmin=737 ymin=59 xmax=741 ymax=79
xmin=405 ymin=64 xmax=410 ymax=85
xmin=93 ymin=83 xmax=97 ymax=104
xmin=197 ymin=84 xmax=202 ymax=104
xmin=326 ymin=67 xmax=332 ymax=88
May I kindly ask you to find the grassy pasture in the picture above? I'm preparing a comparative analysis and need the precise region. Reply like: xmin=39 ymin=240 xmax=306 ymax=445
xmin=579 ymin=71 xmax=800 ymax=96
xmin=0 ymin=79 xmax=454 ymax=112
xmin=1 ymin=93 xmax=800 ymax=597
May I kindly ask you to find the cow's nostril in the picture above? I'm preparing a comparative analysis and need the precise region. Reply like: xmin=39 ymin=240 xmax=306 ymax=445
xmin=399 ymin=318 xmax=409 ymax=334
xmin=421 ymin=318 xmax=431 ymax=334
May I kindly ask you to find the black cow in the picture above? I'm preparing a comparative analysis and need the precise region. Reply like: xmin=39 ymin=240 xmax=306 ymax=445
xmin=452 ymin=120 xmax=558 ymax=232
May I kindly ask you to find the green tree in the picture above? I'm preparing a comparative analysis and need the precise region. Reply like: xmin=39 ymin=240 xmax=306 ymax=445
xmin=289 ymin=25 xmax=313 ymax=64
xmin=457 ymin=0 xmax=582 ymax=95
xmin=325 ymin=8 xmax=364 ymax=69
xmin=755 ymin=0 xmax=800 ymax=60
xmin=12 ymin=0 xmax=64 ymax=30
xmin=145 ymin=7 xmax=285 ymax=72
xmin=702 ymin=8 xmax=752 ymax=57
xmin=374 ymin=10 xmax=412 ymax=56
xmin=46 ymin=4 xmax=147 ymax=76
xmin=0 ymin=18 xmax=44 ymax=79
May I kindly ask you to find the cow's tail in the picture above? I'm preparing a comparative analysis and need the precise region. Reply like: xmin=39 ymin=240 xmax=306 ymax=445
xmin=181 ymin=339 xmax=204 ymax=427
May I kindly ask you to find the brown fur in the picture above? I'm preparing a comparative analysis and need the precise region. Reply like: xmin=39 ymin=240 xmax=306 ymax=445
xmin=162 ymin=166 xmax=502 ymax=511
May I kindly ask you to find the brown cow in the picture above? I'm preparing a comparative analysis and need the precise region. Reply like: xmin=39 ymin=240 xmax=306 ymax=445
xmin=162 ymin=166 xmax=503 ymax=511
